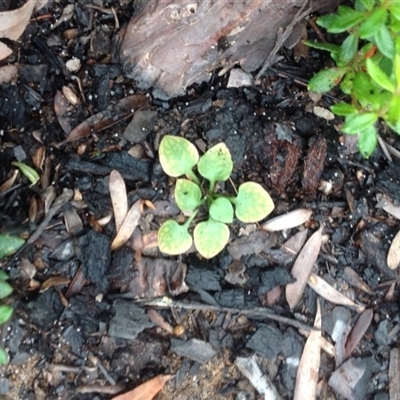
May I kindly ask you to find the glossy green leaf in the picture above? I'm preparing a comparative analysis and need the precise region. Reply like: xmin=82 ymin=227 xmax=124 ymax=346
xmin=197 ymin=143 xmax=233 ymax=183
xmin=394 ymin=53 xmax=400 ymax=86
xmin=358 ymin=125 xmax=378 ymax=157
xmin=0 ymin=347 xmax=8 ymax=366
xmin=174 ymin=179 xmax=202 ymax=212
xmin=209 ymin=197 xmax=234 ymax=224
xmin=342 ymin=113 xmax=378 ymax=134
xmin=352 ymin=72 xmax=384 ymax=110
xmin=303 ymin=40 xmax=340 ymax=54
xmin=331 ymin=103 xmax=358 ymax=116
xmin=386 ymin=95 xmax=400 ymax=133
xmin=340 ymin=34 xmax=358 ymax=62
xmin=193 ymin=219 xmax=230 ymax=259
xmin=11 ymin=161 xmax=39 ymax=185
xmin=158 ymin=220 xmax=193 ymax=255
xmin=159 ymin=135 xmax=199 ymax=178
xmin=359 ymin=7 xmax=387 ymax=38
xmin=0 ymin=271 xmax=9 ymax=281
xmin=373 ymin=25 xmax=394 ymax=58
xmin=233 ymin=182 xmax=274 ymax=223
xmin=308 ymin=68 xmax=347 ymax=93
xmin=366 ymin=58 xmax=395 ymax=92
xmin=340 ymin=71 xmax=355 ymax=95
xmin=0 ymin=305 xmax=13 ymax=325
xmin=0 ymin=234 xmax=25 ymax=259
xmin=0 ymin=281 xmax=12 ymax=300
xmin=390 ymin=4 xmax=400 ymax=21
xmin=355 ymin=0 xmax=375 ymax=12
xmin=318 ymin=8 xmax=365 ymax=33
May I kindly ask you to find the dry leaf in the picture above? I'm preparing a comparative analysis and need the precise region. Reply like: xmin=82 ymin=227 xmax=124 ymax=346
xmin=293 ymin=300 xmax=322 ymax=400
xmin=112 ymin=374 xmax=173 ymax=400
xmin=308 ymin=273 xmax=365 ymax=313
xmin=313 ymin=106 xmax=334 ymax=120
xmin=40 ymin=277 xmax=71 ymax=292
xmin=54 ymin=90 xmax=73 ymax=134
xmin=262 ymin=209 xmax=312 ymax=232
xmin=0 ymin=64 xmax=18 ymax=84
xmin=389 ymin=348 xmax=400 ymax=400
xmin=387 ymin=229 xmax=400 ymax=269
xmin=345 ymin=309 xmax=373 ymax=359
xmin=111 ymin=200 xmax=142 ymax=250
xmin=285 ymin=225 xmax=323 ymax=309
xmin=376 ymin=193 xmax=400 ymax=220
xmin=109 ymin=170 xmax=128 ymax=233
xmin=342 ymin=267 xmax=373 ymax=295
xmin=0 ymin=169 xmax=19 ymax=192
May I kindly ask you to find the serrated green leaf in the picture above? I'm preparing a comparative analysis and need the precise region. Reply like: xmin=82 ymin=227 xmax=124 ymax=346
xmin=209 ymin=197 xmax=234 ymax=224
xmin=233 ymin=182 xmax=274 ymax=223
xmin=358 ymin=125 xmax=378 ymax=157
xmin=331 ymin=103 xmax=358 ymax=116
xmin=366 ymin=58 xmax=395 ymax=92
xmin=389 ymin=4 xmax=400 ymax=22
xmin=352 ymin=72 xmax=384 ymax=110
xmin=11 ymin=161 xmax=39 ymax=185
xmin=386 ymin=95 xmax=400 ymax=131
xmin=359 ymin=7 xmax=387 ymax=38
xmin=340 ymin=71 xmax=355 ymax=95
xmin=197 ymin=143 xmax=233 ymax=183
xmin=342 ymin=113 xmax=378 ymax=134
xmin=340 ymin=34 xmax=359 ymax=62
xmin=159 ymin=135 xmax=199 ymax=178
xmin=318 ymin=9 xmax=365 ymax=33
xmin=355 ymin=0 xmax=375 ymax=12
xmin=0 ymin=281 xmax=12 ymax=300
xmin=0 ymin=305 xmax=13 ymax=325
xmin=193 ymin=219 xmax=230 ymax=259
xmin=0 ymin=347 xmax=8 ymax=365
xmin=158 ymin=220 xmax=193 ymax=255
xmin=395 ymin=53 xmax=400 ymax=86
xmin=0 ymin=271 xmax=9 ymax=281
xmin=374 ymin=25 xmax=394 ymax=58
xmin=308 ymin=68 xmax=348 ymax=93
xmin=0 ymin=234 xmax=25 ymax=259
xmin=174 ymin=179 xmax=202 ymax=212
xmin=303 ymin=40 xmax=340 ymax=54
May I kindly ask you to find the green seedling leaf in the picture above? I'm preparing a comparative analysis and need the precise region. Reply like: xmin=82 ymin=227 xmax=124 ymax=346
xmin=366 ymin=58 xmax=395 ymax=92
xmin=390 ymin=4 xmax=400 ymax=21
xmin=209 ymin=197 xmax=234 ymax=223
xmin=356 ymin=0 xmax=375 ymax=12
xmin=158 ymin=220 xmax=193 ymax=255
xmin=175 ymin=179 xmax=202 ymax=212
xmin=340 ymin=71 xmax=355 ymax=95
xmin=331 ymin=103 xmax=358 ymax=116
xmin=0 ymin=271 xmax=9 ymax=281
xmin=340 ymin=33 xmax=358 ymax=63
xmin=359 ymin=7 xmax=386 ymax=38
xmin=342 ymin=113 xmax=378 ymax=134
xmin=159 ymin=135 xmax=199 ymax=178
xmin=359 ymin=125 xmax=378 ymax=157
xmin=386 ymin=95 xmax=400 ymax=134
xmin=308 ymin=68 xmax=347 ymax=93
xmin=197 ymin=143 xmax=233 ymax=183
xmin=373 ymin=25 xmax=394 ymax=59
xmin=395 ymin=53 xmax=400 ymax=86
xmin=11 ymin=161 xmax=39 ymax=185
xmin=0 ymin=234 xmax=25 ymax=259
xmin=303 ymin=40 xmax=340 ymax=54
xmin=318 ymin=8 xmax=365 ymax=33
xmin=193 ymin=219 xmax=230 ymax=259
xmin=0 ymin=305 xmax=13 ymax=325
xmin=233 ymin=182 xmax=274 ymax=223
xmin=0 ymin=347 xmax=8 ymax=366
xmin=0 ymin=281 xmax=12 ymax=300
xmin=353 ymin=72 xmax=386 ymax=110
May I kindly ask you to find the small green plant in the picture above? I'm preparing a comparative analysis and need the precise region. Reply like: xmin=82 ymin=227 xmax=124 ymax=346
xmin=157 ymin=135 xmax=275 ymax=258
xmin=306 ymin=0 xmax=400 ymax=157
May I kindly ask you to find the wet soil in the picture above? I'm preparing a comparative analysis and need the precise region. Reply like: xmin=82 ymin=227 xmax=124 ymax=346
xmin=0 ymin=1 xmax=399 ymax=400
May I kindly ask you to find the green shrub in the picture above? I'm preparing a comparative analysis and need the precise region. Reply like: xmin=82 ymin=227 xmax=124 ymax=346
xmin=306 ymin=0 xmax=400 ymax=157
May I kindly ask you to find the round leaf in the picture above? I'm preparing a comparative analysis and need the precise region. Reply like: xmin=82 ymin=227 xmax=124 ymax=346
xmin=0 ymin=234 xmax=25 ymax=259
xmin=197 ymin=143 xmax=233 ymax=182
xmin=234 ymin=182 xmax=275 ymax=223
xmin=158 ymin=220 xmax=193 ymax=255
xmin=175 ymin=179 xmax=202 ymax=212
xmin=159 ymin=135 xmax=199 ymax=177
xmin=193 ymin=219 xmax=230 ymax=259
xmin=0 ymin=347 xmax=8 ymax=365
xmin=209 ymin=197 xmax=234 ymax=223
xmin=0 ymin=305 xmax=13 ymax=325
xmin=0 ymin=281 xmax=12 ymax=300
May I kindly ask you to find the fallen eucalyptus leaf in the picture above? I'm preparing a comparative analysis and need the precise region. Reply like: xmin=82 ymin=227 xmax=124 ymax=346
xmin=387 ymin=229 xmax=400 ymax=269
xmin=109 ymin=170 xmax=128 ymax=233
xmin=262 ymin=209 xmax=312 ymax=231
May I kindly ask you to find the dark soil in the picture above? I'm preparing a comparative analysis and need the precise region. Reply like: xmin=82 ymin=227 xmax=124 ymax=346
xmin=0 ymin=1 xmax=399 ymax=400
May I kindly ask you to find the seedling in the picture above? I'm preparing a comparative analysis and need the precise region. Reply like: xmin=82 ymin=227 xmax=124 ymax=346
xmin=158 ymin=135 xmax=274 ymax=258
xmin=306 ymin=0 xmax=400 ymax=157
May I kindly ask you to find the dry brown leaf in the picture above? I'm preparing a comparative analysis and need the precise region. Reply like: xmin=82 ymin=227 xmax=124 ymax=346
xmin=0 ymin=64 xmax=18 ymax=84
xmin=376 ymin=193 xmax=400 ymax=220
xmin=262 ymin=209 xmax=312 ymax=232
xmin=281 ymin=229 xmax=309 ymax=255
xmin=111 ymin=200 xmax=142 ymax=250
xmin=293 ymin=300 xmax=322 ymax=400
xmin=387 ymin=229 xmax=400 ymax=270
xmin=308 ymin=273 xmax=365 ymax=313
xmin=345 ymin=309 xmax=373 ymax=359
xmin=285 ymin=225 xmax=323 ymax=309
xmin=0 ymin=169 xmax=19 ymax=192
xmin=342 ymin=267 xmax=373 ymax=295
xmin=40 ymin=277 xmax=71 ymax=292
xmin=112 ymin=374 xmax=173 ymax=400
xmin=109 ymin=170 xmax=128 ymax=233
xmin=389 ymin=348 xmax=400 ymax=400
xmin=54 ymin=90 xmax=73 ymax=134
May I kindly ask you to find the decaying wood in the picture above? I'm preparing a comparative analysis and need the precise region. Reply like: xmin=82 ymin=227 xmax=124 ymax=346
xmin=119 ymin=0 xmax=339 ymax=99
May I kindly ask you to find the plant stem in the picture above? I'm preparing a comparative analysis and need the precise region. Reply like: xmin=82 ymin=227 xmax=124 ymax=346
xmin=183 ymin=209 xmax=199 ymax=229
xmin=186 ymin=170 xmax=200 ymax=186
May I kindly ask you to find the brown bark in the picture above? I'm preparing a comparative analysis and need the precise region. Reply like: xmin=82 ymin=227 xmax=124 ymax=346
xmin=119 ymin=0 xmax=339 ymax=99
